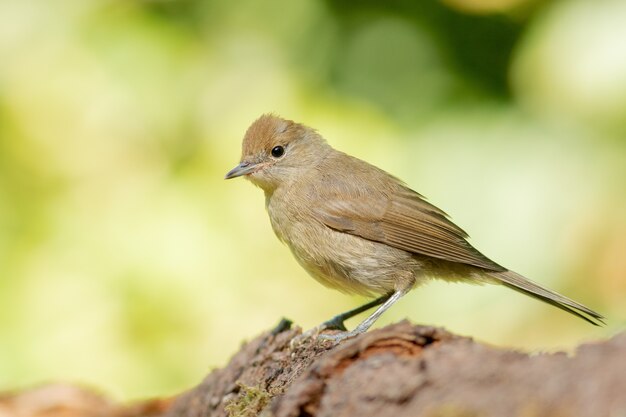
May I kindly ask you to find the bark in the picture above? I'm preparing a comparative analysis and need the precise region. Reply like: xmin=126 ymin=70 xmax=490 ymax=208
xmin=2 ymin=320 xmax=625 ymax=417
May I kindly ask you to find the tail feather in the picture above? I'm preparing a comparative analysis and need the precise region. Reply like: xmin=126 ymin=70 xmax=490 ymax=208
xmin=490 ymin=270 xmax=605 ymax=326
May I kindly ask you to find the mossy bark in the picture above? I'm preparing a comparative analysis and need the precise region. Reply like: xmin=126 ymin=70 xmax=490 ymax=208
xmin=2 ymin=321 xmax=625 ymax=417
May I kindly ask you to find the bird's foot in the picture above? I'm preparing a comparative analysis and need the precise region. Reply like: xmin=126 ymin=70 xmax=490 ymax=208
xmin=288 ymin=318 xmax=350 ymax=349
xmin=289 ymin=326 xmax=320 ymax=350
xmin=317 ymin=328 xmax=362 ymax=342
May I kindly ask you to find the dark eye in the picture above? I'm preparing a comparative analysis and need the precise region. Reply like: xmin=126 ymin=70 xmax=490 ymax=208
xmin=271 ymin=145 xmax=285 ymax=158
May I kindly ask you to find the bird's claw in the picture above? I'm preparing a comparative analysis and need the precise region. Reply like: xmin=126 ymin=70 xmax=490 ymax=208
xmin=290 ymin=328 xmax=362 ymax=350
xmin=317 ymin=329 xmax=360 ymax=342
xmin=289 ymin=326 xmax=321 ymax=350
xmin=288 ymin=321 xmax=352 ymax=349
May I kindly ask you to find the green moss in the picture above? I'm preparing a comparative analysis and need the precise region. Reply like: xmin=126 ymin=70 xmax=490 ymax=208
xmin=225 ymin=382 xmax=273 ymax=417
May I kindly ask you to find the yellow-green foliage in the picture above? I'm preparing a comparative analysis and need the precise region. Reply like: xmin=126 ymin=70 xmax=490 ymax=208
xmin=0 ymin=0 xmax=623 ymax=401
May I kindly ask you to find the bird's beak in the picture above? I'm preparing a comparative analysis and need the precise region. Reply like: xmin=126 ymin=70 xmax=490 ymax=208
xmin=224 ymin=161 xmax=258 ymax=179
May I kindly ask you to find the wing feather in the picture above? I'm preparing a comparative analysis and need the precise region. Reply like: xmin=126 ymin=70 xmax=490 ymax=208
xmin=313 ymin=170 xmax=504 ymax=272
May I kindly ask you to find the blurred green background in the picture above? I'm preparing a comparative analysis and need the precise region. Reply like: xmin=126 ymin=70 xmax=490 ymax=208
xmin=0 ymin=0 xmax=625 ymax=401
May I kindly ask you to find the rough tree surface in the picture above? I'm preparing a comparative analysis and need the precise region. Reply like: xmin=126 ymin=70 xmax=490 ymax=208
xmin=2 ymin=321 xmax=625 ymax=417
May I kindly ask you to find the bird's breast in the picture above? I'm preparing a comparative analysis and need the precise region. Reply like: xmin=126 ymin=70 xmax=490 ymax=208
xmin=266 ymin=190 xmax=419 ymax=296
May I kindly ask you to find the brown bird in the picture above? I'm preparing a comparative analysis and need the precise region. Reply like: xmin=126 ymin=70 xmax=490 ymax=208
xmin=225 ymin=114 xmax=604 ymax=341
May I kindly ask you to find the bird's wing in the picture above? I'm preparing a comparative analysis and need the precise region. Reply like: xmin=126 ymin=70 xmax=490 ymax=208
xmin=312 ymin=174 xmax=505 ymax=272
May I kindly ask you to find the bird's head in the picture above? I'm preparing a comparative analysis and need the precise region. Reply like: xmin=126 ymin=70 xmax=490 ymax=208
xmin=225 ymin=114 xmax=330 ymax=192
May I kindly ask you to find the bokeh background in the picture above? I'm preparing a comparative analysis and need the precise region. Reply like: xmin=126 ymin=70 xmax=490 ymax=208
xmin=1 ymin=0 xmax=625 ymax=401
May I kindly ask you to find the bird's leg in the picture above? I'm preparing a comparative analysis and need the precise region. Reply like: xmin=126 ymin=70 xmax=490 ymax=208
xmin=320 ymin=293 xmax=392 ymax=331
xmin=289 ymin=293 xmax=392 ymax=349
xmin=319 ymin=289 xmax=407 ymax=342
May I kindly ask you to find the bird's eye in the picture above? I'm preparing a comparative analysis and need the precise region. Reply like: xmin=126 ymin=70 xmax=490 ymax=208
xmin=271 ymin=145 xmax=285 ymax=158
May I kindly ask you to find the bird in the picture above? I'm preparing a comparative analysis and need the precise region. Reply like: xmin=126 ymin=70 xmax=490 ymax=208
xmin=225 ymin=114 xmax=604 ymax=342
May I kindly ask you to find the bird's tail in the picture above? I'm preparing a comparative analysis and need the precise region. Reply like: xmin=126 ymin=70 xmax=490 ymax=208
xmin=489 ymin=270 xmax=605 ymax=326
